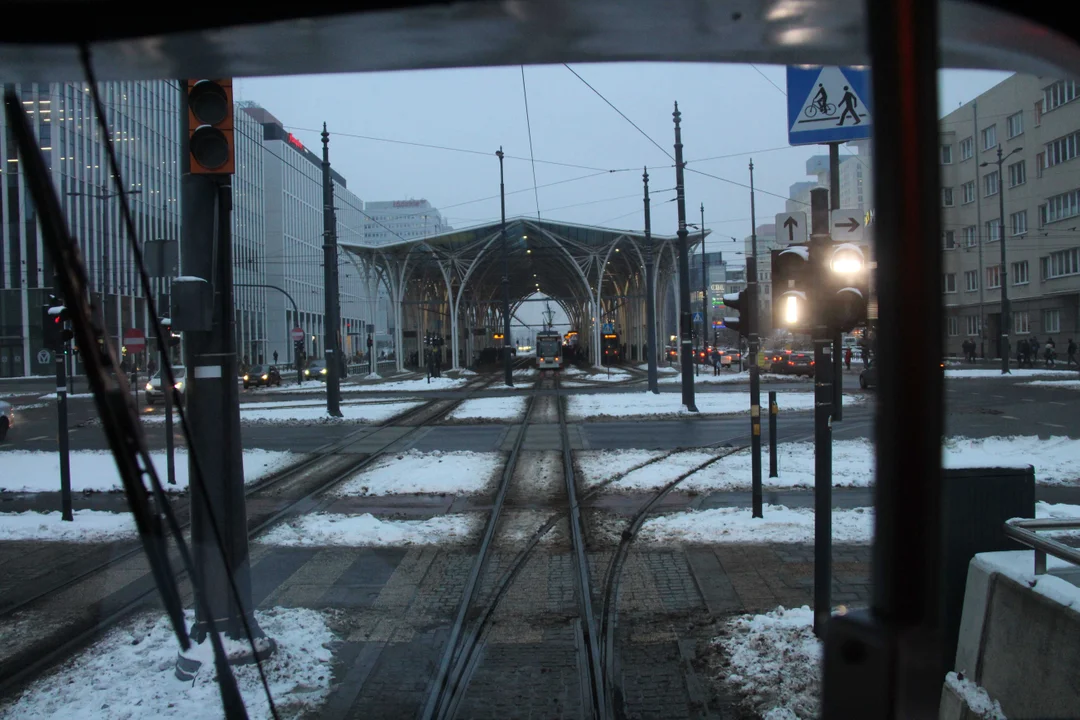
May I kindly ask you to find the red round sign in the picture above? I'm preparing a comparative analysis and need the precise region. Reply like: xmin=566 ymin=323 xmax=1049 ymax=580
xmin=123 ymin=328 xmax=146 ymax=349
xmin=290 ymin=327 xmax=305 ymax=341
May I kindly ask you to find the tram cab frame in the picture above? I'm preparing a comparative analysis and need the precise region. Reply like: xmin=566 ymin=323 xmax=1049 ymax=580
xmin=535 ymin=331 xmax=563 ymax=370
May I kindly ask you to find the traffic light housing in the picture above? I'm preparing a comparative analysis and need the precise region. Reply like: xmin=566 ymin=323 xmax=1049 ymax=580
xmin=824 ymin=243 xmax=869 ymax=332
xmin=186 ymin=79 xmax=234 ymax=174
xmin=771 ymin=246 xmax=812 ymax=331
xmin=43 ymin=295 xmax=72 ymax=349
xmin=722 ymin=290 xmax=750 ymax=338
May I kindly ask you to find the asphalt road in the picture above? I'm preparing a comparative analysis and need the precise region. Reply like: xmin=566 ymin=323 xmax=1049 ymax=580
xmin=2 ymin=369 xmax=1076 ymax=455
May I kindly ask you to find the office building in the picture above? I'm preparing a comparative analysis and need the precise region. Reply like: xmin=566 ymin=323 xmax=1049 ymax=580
xmin=785 ymin=140 xmax=873 ymax=215
xmin=363 ymin=199 xmax=452 ymax=244
xmin=941 ymin=73 xmax=1080 ymax=358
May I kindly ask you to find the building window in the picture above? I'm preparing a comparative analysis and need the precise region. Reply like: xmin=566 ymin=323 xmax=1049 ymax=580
xmin=1046 ymin=131 xmax=1079 ymax=167
xmin=983 ymin=218 xmax=1002 ymax=242
xmin=1007 ymin=111 xmax=1024 ymax=138
xmin=962 ymin=181 xmax=976 ymax=204
xmin=1012 ymin=260 xmax=1029 ymax=285
xmin=944 ymin=273 xmax=957 ymax=293
xmin=1036 ymin=151 xmax=1046 ymax=178
xmin=944 ymin=230 xmax=956 ymax=249
xmin=1010 ymin=210 xmax=1027 ymax=236
xmin=1043 ymin=189 xmax=1080 ymax=223
xmin=947 ymin=316 xmax=960 ymax=337
xmin=966 ymin=315 xmax=982 ymax=336
xmin=960 ymin=136 xmax=974 ymax=160
xmin=963 ymin=225 xmax=977 ymax=246
xmin=1013 ymin=311 xmax=1030 ymax=334
xmin=986 ymin=265 xmax=1002 ymax=289
xmin=964 ymin=269 xmax=979 ymax=292
xmin=942 ymin=187 xmax=954 ymax=207
xmin=1042 ymin=247 xmax=1080 ymax=279
xmin=982 ymin=125 xmax=997 ymax=150
xmin=1043 ymin=80 xmax=1078 ymax=112
xmin=1044 ymin=309 xmax=1062 ymax=333
xmin=984 ymin=171 xmax=1000 ymax=197
xmin=1008 ymin=160 xmax=1026 ymax=187
xmin=941 ymin=144 xmax=953 ymax=164
xmin=1034 ymin=100 xmax=1043 ymax=126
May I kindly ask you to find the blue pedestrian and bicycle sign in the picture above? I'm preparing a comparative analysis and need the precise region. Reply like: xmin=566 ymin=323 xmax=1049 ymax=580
xmin=692 ymin=312 xmax=703 ymax=323
xmin=601 ymin=322 xmax=614 ymax=333
xmin=786 ymin=66 xmax=873 ymax=145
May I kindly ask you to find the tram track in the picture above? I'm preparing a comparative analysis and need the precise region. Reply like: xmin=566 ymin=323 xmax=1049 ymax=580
xmin=0 ymin=367 xmax=524 ymax=697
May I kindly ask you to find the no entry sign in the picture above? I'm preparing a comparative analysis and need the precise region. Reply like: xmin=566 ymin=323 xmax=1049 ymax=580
xmin=123 ymin=328 xmax=146 ymax=350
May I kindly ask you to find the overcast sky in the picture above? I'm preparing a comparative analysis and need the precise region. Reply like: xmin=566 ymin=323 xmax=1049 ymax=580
xmin=238 ymin=63 xmax=1009 ymax=339
xmin=238 ymin=63 xmax=1008 ymax=258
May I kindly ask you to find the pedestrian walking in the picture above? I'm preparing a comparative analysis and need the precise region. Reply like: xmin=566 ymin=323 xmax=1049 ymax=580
xmin=844 ymin=347 xmax=853 ymax=370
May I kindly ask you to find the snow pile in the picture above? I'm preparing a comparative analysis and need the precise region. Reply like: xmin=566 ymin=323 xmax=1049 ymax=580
xmin=366 ymin=372 xmax=383 ymax=380
xmin=0 ymin=509 xmax=136 ymax=541
xmin=333 ymin=449 xmax=501 ymax=496
xmin=1025 ymin=379 xmax=1080 ymax=391
xmin=0 ymin=449 xmax=296 ymax=493
xmin=563 ymin=370 xmax=632 ymax=384
xmin=447 ymin=396 xmax=527 ymax=421
xmin=943 ymin=436 xmax=1080 ymax=483
xmin=713 ymin=605 xmax=821 ymax=720
xmin=258 ymin=512 xmax=478 ymax=546
xmin=0 ymin=607 xmax=337 ymax=719
xmin=239 ymin=401 xmax=421 ymax=424
xmin=633 ymin=505 xmax=874 ymax=544
xmin=944 ymin=672 xmax=1007 ymax=719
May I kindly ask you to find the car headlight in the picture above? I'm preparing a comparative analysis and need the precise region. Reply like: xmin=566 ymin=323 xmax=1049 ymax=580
xmin=320 ymin=368 xmax=327 ymax=374
xmin=145 ymin=383 xmax=153 ymax=392
xmin=304 ymin=369 xmax=310 ymax=375
xmin=174 ymin=381 xmax=183 ymax=390
xmin=261 ymin=374 xmax=268 ymax=380
xmin=243 ymin=375 xmax=249 ymax=381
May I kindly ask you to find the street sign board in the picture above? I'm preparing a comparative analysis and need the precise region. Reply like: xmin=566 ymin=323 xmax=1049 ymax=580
xmin=787 ymin=66 xmax=872 ymax=145
xmin=37 ymin=349 xmax=51 ymax=364
xmin=290 ymin=326 xmax=305 ymax=342
xmin=601 ymin=323 xmax=614 ymax=333
xmin=692 ymin=312 xmax=703 ymax=322
xmin=123 ymin=328 xmax=146 ymax=350
xmin=831 ymin=209 xmax=866 ymax=243
xmin=775 ymin=211 xmax=808 ymax=245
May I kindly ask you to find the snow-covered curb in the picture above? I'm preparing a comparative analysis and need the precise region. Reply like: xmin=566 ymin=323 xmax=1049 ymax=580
xmin=0 ymin=509 xmax=136 ymax=541
xmin=445 ymin=396 xmax=527 ymax=422
xmin=0 ymin=607 xmax=337 ymax=719
xmin=711 ymin=605 xmax=821 ymax=719
xmin=944 ymin=671 xmax=1007 ymax=719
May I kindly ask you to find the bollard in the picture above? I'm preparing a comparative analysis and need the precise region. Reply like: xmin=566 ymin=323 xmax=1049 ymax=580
xmin=768 ymin=390 xmax=778 ymax=478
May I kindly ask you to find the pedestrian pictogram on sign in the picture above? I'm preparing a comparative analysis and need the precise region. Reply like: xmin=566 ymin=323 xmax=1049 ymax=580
xmin=787 ymin=66 xmax=873 ymax=145
xmin=290 ymin=327 xmax=305 ymax=342
xmin=692 ymin=312 xmax=703 ymax=322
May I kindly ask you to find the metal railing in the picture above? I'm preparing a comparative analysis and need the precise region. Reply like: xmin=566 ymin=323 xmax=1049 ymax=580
xmin=1004 ymin=518 xmax=1080 ymax=575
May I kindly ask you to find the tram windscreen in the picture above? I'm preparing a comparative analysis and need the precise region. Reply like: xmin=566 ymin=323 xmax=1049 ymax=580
xmin=537 ymin=337 xmax=560 ymax=358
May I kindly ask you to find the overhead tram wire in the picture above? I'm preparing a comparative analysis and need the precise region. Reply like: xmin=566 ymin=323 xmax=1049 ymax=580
xmin=687 ymin=165 xmax=806 ymax=205
xmin=520 ymin=66 xmax=542 ymax=220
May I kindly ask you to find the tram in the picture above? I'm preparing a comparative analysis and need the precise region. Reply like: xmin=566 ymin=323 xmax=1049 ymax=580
xmin=601 ymin=332 xmax=623 ymax=364
xmin=535 ymin=330 xmax=563 ymax=370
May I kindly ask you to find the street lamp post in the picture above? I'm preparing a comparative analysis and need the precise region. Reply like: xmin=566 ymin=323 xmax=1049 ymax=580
xmin=497 ymin=147 xmax=513 ymax=387
xmin=981 ymin=145 xmax=1022 ymax=374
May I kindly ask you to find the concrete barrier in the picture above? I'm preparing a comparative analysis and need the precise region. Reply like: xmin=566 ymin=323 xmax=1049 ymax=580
xmin=941 ymin=550 xmax=1080 ymax=719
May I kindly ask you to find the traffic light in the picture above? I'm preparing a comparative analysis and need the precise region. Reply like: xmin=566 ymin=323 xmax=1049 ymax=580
xmin=722 ymin=290 xmax=750 ymax=338
xmin=771 ymin=246 xmax=811 ymax=331
xmin=43 ymin=294 xmax=72 ymax=349
xmin=824 ymin=242 xmax=869 ymax=332
xmin=186 ymin=79 xmax=234 ymax=174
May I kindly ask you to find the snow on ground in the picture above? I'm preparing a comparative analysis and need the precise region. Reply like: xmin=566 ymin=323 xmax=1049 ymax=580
xmin=0 ymin=448 xmax=295 ymax=493
xmin=566 ymin=391 xmax=854 ymax=420
xmin=635 ymin=363 xmax=679 ymax=375
xmin=973 ymin=550 xmax=1080 ymax=614
xmin=446 ymin=396 xmax=527 ymax=421
xmin=0 ymin=607 xmax=336 ymax=720
xmin=562 ymin=369 xmax=632 ymax=384
xmin=258 ymin=512 xmax=479 ymax=546
xmin=946 ymin=368 xmax=1078 ymax=379
xmin=943 ymin=435 xmax=1080 ymax=484
xmin=576 ymin=449 xmax=667 ymax=486
xmin=12 ymin=401 xmax=48 ymax=410
xmin=495 ymin=509 xmax=565 ymax=546
xmin=658 ymin=372 xmax=806 ymax=384
xmin=143 ymin=397 xmax=413 ymax=423
xmin=238 ymin=401 xmax=421 ymax=424
xmin=944 ymin=672 xmax=1008 ymax=720
xmin=0 ymin=509 xmax=135 ymax=541
xmin=332 ymin=449 xmax=502 ymax=496
xmin=1025 ymin=379 xmax=1080 ymax=390
xmin=262 ymin=376 xmax=466 ymax=394
xmin=711 ymin=605 xmax=821 ymax=720
xmin=625 ymin=505 xmax=875 ymax=545
xmin=37 ymin=392 xmax=95 ymax=400
xmin=513 ymin=367 xmax=537 ymax=377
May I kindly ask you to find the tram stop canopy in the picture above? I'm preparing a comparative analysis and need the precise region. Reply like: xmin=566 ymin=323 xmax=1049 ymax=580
xmin=342 ymin=217 xmax=706 ymax=372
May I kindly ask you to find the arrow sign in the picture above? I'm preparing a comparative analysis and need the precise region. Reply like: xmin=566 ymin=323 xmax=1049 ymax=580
xmin=834 ymin=217 xmax=860 ymax=232
xmin=775 ymin=212 xmax=808 ymax=246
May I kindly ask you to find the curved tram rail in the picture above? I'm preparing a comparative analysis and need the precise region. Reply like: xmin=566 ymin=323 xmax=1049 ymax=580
xmin=0 ymin=366 xmax=526 ymax=696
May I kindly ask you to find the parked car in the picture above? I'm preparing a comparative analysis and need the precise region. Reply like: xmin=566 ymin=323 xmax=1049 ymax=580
xmin=145 ymin=366 xmax=186 ymax=405
xmin=0 ymin=399 xmax=13 ymax=441
xmin=243 ymin=364 xmax=282 ymax=389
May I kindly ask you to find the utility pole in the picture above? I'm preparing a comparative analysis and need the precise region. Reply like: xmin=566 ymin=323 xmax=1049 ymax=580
xmin=749 ymin=160 xmax=763 ymax=518
xmin=982 ymin=144 xmax=1022 ymax=373
xmin=973 ymin=100 xmax=986 ymax=360
xmin=497 ymin=147 xmax=513 ymax=387
xmin=321 ymin=124 xmax=342 ymax=416
xmin=673 ymin=102 xmax=697 ymax=412
xmin=829 ymin=142 xmax=844 ymax=421
xmin=176 ymin=79 xmax=270 ymax=654
xmin=810 ymin=186 xmax=834 ymax=637
xmin=46 ymin=296 xmax=73 ymax=521
xmin=644 ymin=167 xmax=659 ymax=394
xmin=701 ymin=202 xmax=708 ymax=360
